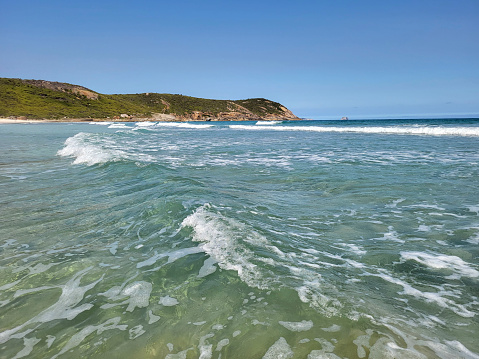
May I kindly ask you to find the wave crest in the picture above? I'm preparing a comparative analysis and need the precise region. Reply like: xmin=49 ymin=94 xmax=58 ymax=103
xmin=230 ymin=124 xmax=479 ymax=137
xmin=181 ymin=204 xmax=272 ymax=288
xmin=57 ymin=133 xmax=127 ymax=165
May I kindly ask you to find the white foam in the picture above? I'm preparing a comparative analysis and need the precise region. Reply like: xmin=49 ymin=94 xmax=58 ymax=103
xmin=252 ymin=319 xmax=268 ymax=326
xmin=314 ymin=338 xmax=336 ymax=352
xmin=322 ymin=324 xmax=341 ymax=332
xmin=122 ymin=281 xmax=152 ymax=312
xmin=198 ymin=333 xmax=215 ymax=359
xmin=368 ymin=337 xmax=427 ymax=359
xmin=135 ymin=121 xmax=157 ymax=127
xmin=198 ymin=257 xmax=218 ymax=278
xmin=401 ymin=251 xmax=479 ymax=278
xmin=255 ymin=121 xmax=282 ymax=125
xmin=106 ymin=241 xmax=119 ymax=255
xmin=89 ymin=121 xmax=112 ymax=126
xmin=338 ymin=243 xmax=366 ymax=255
xmin=51 ymin=317 xmax=127 ymax=359
xmin=278 ymin=320 xmax=313 ymax=332
xmin=216 ymin=338 xmax=229 ymax=351
xmin=375 ymin=271 xmax=475 ymax=317
xmin=13 ymin=286 xmax=55 ymax=299
xmin=46 ymin=335 xmax=55 ymax=348
xmin=0 ymin=280 xmax=21 ymax=291
xmin=375 ymin=226 xmax=404 ymax=243
xmin=12 ymin=337 xmax=41 ymax=359
xmin=229 ymin=124 xmax=479 ymax=137
xmin=353 ymin=330 xmax=372 ymax=358
xmin=129 ymin=325 xmax=145 ymax=339
xmin=136 ymin=246 xmax=204 ymax=269
xmin=108 ymin=123 xmax=132 ymax=129
xmin=181 ymin=204 xmax=272 ymax=289
xmin=155 ymin=122 xmax=213 ymax=129
xmin=443 ymin=341 xmax=479 ymax=359
xmin=1 ymin=239 xmax=17 ymax=248
xmin=99 ymin=280 xmax=152 ymax=312
xmin=295 ymin=275 xmax=342 ymax=317
xmin=386 ymin=198 xmax=406 ymax=208
xmin=262 ymin=337 xmax=293 ymax=359
xmin=57 ymin=132 xmax=126 ymax=165
xmin=407 ymin=204 xmax=446 ymax=211
xmin=466 ymin=232 xmax=479 ymax=245
xmin=165 ymin=348 xmax=192 ymax=359
xmin=159 ymin=295 xmax=179 ymax=306
xmin=307 ymin=350 xmax=341 ymax=359
xmin=417 ymin=224 xmax=431 ymax=232
xmin=148 ymin=310 xmax=160 ymax=324
xmin=467 ymin=205 xmax=479 ymax=215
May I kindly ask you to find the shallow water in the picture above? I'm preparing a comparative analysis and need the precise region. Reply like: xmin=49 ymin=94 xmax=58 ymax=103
xmin=0 ymin=119 xmax=478 ymax=358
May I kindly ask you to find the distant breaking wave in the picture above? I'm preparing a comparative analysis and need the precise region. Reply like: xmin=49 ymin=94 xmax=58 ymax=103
xmin=255 ymin=120 xmax=283 ymax=125
xmin=230 ymin=125 xmax=479 ymax=137
xmin=152 ymin=122 xmax=214 ymax=129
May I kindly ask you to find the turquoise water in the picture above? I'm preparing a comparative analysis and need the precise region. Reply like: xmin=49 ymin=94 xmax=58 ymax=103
xmin=0 ymin=119 xmax=478 ymax=358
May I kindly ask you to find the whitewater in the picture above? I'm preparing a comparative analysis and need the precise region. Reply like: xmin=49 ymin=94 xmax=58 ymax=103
xmin=0 ymin=118 xmax=478 ymax=358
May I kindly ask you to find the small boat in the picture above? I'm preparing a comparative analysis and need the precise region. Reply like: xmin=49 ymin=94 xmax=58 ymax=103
xmin=341 ymin=116 xmax=349 ymax=121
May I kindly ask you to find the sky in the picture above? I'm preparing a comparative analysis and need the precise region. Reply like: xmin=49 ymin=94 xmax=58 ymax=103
xmin=1 ymin=0 xmax=478 ymax=119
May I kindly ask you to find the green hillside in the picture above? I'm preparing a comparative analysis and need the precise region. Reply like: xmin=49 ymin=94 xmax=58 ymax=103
xmin=0 ymin=78 xmax=297 ymax=120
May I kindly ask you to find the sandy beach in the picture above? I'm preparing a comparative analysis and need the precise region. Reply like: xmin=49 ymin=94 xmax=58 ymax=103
xmin=0 ymin=118 xmax=56 ymax=124
xmin=0 ymin=118 xmax=106 ymax=124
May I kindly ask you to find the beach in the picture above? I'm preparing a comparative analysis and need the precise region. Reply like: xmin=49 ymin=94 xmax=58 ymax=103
xmin=1 ymin=119 xmax=478 ymax=358
xmin=0 ymin=118 xmax=44 ymax=123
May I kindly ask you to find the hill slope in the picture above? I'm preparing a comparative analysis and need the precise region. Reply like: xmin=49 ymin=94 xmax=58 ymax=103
xmin=0 ymin=78 xmax=299 ymax=121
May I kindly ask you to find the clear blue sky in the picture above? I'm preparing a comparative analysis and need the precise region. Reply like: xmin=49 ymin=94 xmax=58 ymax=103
xmin=1 ymin=0 xmax=478 ymax=119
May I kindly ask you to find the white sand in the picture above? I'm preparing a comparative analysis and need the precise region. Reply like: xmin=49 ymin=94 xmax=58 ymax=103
xmin=0 ymin=118 xmax=43 ymax=123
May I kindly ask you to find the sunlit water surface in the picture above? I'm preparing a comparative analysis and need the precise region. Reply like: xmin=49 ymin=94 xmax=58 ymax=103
xmin=1 ymin=119 xmax=478 ymax=358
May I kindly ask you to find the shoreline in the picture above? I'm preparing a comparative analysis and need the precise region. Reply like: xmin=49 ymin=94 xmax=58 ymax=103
xmin=0 ymin=118 xmax=159 ymax=124
xmin=0 ymin=117 xmax=296 ymax=124
xmin=0 ymin=118 xmax=94 ymax=124
xmin=0 ymin=118 xmax=52 ymax=124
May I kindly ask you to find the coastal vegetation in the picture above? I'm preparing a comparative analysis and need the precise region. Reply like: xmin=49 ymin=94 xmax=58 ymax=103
xmin=0 ymin=78 xmax=298 ymax=121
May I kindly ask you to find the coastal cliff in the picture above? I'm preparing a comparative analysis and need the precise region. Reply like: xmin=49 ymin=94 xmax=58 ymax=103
xmin=0 ymin=78 xmax=300 ymax=121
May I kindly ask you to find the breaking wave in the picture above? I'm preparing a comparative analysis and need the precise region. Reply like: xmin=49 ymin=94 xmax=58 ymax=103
xmin=57 ymin=132 xmax=154 ymax=165
xmin=181 ymin=204 xmax=272 ymax=289
xmin=230 ymin=124 xmax=479 ymax=136
xmin=152 ymin=122 xmax=214 ymax=129
xmin=57 ymin=132 xmax=128 ymax=165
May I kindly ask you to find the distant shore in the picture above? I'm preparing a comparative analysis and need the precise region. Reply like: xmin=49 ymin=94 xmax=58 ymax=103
xmin=0 ymin=118 xmax=154 ymax=124
xmin=0 ymin=117 xmax=293 ymax=124
xmin=0 ymin=118 xmax=50 ymax=124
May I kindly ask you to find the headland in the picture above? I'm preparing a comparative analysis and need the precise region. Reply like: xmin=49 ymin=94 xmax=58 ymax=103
xmin=0 ymin=78 xmax=300 ymax=122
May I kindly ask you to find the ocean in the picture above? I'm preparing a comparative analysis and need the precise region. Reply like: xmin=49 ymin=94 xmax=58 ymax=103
xmin=0 ymin=119 xmax=478 ymax=358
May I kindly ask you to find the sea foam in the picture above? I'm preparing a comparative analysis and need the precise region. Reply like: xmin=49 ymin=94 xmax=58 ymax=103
xmin=181 ymin=204 xmax=272 ymax=289
xmin=57 ymin=133 xmax=126 ymax=165
xmin=154 ymin=122 xmax=214 ymax=129
xmin=255 ymin=120 xmax=282 ymax=125
xmin=230 ymin=124 xmax=479 ymax=137
xmin=400 ymin=251 xmax=479 ymax=279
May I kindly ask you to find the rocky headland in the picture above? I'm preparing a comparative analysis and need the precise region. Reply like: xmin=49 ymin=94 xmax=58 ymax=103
xmin=0 ymin=78 xmax=300 ymax=122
